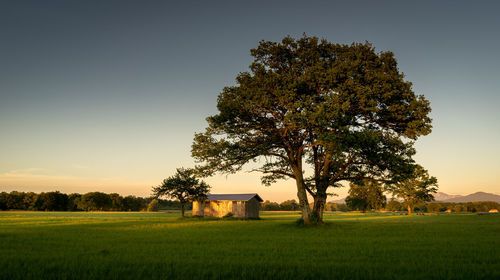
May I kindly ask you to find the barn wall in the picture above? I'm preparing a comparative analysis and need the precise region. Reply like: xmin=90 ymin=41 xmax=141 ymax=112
xmin=218 ymin=201 xmax=233 ymax=217
xmin=204 ymin=201 xmax=234 ymax=218
xmin=192 ymin=201 xmax=205 ymax=216
xmin=232 ymin=201 xmax=246 ymax=218
xmin=199 ymin=198 xmax=260 ymax=218
xmin=246 ymin=197 xmax=260 ymax=218
xmin=192 ymin=201 xmax=199 ymax=215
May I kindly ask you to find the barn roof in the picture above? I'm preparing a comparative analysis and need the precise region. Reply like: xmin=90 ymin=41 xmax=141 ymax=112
xmin=206 ymin=193 xmax=263 ymax=202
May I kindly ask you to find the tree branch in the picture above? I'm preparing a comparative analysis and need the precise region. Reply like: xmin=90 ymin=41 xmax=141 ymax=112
xmin=258 ymin=169 xmax=296 ymax=179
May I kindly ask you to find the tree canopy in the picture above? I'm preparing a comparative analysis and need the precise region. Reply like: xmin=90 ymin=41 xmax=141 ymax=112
xmin=387 ymin=165 xmax=438 ymax=215
xmin=79 ymin=192 xmax=112 ymax=211
xmin=192 ymin=35 xmax=433 ymax=224
xmin=345 ymin=180 xmax=386 ymax=212
xmin=152 ymin=168 xmax=211 ymax=217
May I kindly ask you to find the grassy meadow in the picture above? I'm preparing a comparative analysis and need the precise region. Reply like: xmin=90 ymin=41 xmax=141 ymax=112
xmin=0 ymin=211 xmax=499 ymax=279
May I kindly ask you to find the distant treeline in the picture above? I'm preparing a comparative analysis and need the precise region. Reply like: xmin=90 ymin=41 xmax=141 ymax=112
xmin=262 ymin=199 xmax=499 ymax=213
xmin=0 ymin=191 xmax=192 ymax=212
xmin=2 ymin=191 xmax=498 ymax=213
xmin=262 ymin=200 xmax=350 ymax=211
xmin=401 ymin=201 xmax=499 ymax=213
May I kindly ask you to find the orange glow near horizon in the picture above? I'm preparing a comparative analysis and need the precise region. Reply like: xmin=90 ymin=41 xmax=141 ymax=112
xmin=1 ymin=167 xmax=498 ymax=203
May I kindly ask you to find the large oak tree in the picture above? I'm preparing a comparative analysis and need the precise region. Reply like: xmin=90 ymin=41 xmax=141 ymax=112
xmin=192 ymin=35 xmax=432 ymax=224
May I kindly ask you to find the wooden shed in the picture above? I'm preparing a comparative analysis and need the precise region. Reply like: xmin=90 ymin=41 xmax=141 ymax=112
xmin=192 ymin=193 xmax=263 ymax=218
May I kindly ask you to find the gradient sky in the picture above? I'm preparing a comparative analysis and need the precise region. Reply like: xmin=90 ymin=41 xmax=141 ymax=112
xmin=1 ymin=0 xmax=499 ymax=201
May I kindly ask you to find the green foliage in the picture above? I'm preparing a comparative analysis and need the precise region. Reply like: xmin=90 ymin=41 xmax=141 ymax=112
xmin=0 ymin=192 xmax=7 ymax=210
xmin=152 ymin=168 xmax=210 ymax=203
xmin=427 ymin=201 xmax=499 ymax=213
xmin=155 ymin=199 xmax=193 ymax=211
xmin=324 ymin=202 xmax=338 ymax=211
xmin=4 ymin=191 xmax=26 ymax=210
xmin=192 ymin=35 xmax=433 ymax=223
xmin=453 ymin=204 xmax=465 ymax=213
xmin=1 ymin=190 xmax=496 ymax=214
xmin=152 ymin=168 xmax=211 ymax=217
xmin=280 ymin=199 xmax=300 ymax=211
xmin=67 ymin=193 xmax=81 ymax=211
xmin=23 ymin=192 xmax=38 ymax=210
xmin=33 ymin=191 xmax=69 ymax=211
xmin=0 ymin=191 xmax=189 ymax=212
xmin=262 ymin=200 xmax=348 ymax=212
xmin=325 ymin=203 xmax=350 ymax=212
xmin=387 ymin=165 xmax=438 ymax=215
xmin=261 ymin=199 xmax=302 ymax=211
xmin=386 ymin=198 xmax=404 ymax=211
xmin=79 ymin=192 xmax=112 ymax=211
xmin=261 ymin=200 xmax=281 ymax=211
xmin=345 ymin=180 xmax=386 ymax=211
xmin=426 ymin=201 xmax=442 ymax=212
xmin=0 ymin=191 xmax=70 ymax=211
xmin=122 ymin=195 xmax=146 ymax=211
xmin=109 ymin=193 xmax=123 ymax=211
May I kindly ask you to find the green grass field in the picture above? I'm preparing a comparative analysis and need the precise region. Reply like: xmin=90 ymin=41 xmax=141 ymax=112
xmin=0 ymin=211 xmax=498 ymax=279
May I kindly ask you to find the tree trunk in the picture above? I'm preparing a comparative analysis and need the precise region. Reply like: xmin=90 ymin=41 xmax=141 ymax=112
xmin=290 ymin=152 xmax=312 ymax=224
xmin=294 ymin=170 xmax=311 ymax=224
xmin=407 ymin=204 xmax=412 ymax=216
xmin=312 ymin=192 xmax=327 ymax=223
xmin=296 ymin=182 xmax=311 ymax=224
xmin=181 ymin=204 xmax=185 ymax=217
xmin=198 ymin=200 xmax=204 ymax=216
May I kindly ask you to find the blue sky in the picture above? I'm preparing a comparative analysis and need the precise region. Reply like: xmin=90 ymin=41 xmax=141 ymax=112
xmin=1 ymin=0 xmax=499 ymax=201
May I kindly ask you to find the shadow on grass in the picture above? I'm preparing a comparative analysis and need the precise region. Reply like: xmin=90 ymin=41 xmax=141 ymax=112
xmin=177 ymin=215 xmax=262 ymax=222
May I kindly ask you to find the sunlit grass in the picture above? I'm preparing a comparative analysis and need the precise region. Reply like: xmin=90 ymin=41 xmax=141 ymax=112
xmin=0 ymin=211 xmax=498 ymax=279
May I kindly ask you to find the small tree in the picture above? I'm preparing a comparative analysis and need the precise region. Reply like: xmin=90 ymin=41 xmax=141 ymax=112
xmin=388 ymin=165 xmax=438 ymax=215
xmin=345 ymin=180 xmax=386 ymax=212
xmin=386 ymin=198 xmax=403 ymax=212
xmin=152 ymin=168 xmax=210 ymax=217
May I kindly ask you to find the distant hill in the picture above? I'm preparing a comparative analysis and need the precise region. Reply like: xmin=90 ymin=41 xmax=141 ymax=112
xmin=329 ymin=198 xmax=345 ymax=204
xmin=328 ymin=191 xmax=500 ymax=204
xmin=434 ymin=192 xmax=462 ymax=201
xmin=438 ymin=192 xmax=500 ymax=203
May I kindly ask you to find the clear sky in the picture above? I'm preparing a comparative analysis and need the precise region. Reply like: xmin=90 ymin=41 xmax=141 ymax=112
xmin=1 ymin=0 xmax=499 ymax=202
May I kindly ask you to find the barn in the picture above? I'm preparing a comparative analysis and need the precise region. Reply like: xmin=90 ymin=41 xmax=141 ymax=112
xmin=192 ymin=193 xmax=263 ymax=218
